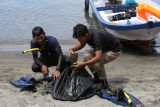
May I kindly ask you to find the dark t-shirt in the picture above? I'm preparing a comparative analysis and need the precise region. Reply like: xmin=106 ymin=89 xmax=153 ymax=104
xmin=31 ymin=36 xmax=62 ymax=66
xmin=87 ymin=29 xmax=122 ymax=52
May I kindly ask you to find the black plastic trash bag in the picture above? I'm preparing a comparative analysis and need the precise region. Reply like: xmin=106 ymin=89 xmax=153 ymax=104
xmin=51 ymin=55 xmax=95 ymax=101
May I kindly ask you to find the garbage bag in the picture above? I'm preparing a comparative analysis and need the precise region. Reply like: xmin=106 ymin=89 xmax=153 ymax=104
xmin=51 ymin=55 xmax=95 ymax=101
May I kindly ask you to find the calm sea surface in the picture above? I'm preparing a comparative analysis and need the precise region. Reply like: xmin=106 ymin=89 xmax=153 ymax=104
xmin=0 ymin=0 xmax=160 ymax=53
xmin=0 ymin=0 xmax=101 ymax=51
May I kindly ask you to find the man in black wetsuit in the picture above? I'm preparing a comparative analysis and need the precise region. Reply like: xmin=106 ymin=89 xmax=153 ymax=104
xmin=31 ymin=26 xmax=62 ymax=78
xmin=68 ymin=24 xmax=122 ymax=89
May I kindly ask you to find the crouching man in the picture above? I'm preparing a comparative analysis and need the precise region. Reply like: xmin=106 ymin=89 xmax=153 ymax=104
xmin=68 ymin=24 xmax=122 ymax=89
xmin=31 ymin=26 xmax=62 ymax=79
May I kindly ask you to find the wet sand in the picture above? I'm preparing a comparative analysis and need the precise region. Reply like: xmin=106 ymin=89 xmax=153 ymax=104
xmin=0 ymin=46 xmax=160 ymax=107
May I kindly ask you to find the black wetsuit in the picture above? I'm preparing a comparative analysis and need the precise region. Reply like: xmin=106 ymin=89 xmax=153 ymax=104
xmin=31 ymin=36 xmax=62 ymax=72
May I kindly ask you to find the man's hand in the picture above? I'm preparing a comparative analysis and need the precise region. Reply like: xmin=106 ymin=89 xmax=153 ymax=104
xmin=41 ymin=65 xmax=48 ymax=74
xmin=73 ymin=61 xmax=86 ymax=70
xmin=68 ymin=49 xmax=76 ymax=56
xmin=52 ymin=71 xmax=61 ymax=79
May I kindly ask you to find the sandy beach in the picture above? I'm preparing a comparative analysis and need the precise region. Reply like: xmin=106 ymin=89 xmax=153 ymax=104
xmin=0 ymin=46 xmax=160 ymax=107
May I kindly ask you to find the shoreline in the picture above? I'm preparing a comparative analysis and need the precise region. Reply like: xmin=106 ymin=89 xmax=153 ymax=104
xmin=1 ymin=42 xmax=160 ymax=55
xmin=0 ymin=44 xmax=90 ymax=53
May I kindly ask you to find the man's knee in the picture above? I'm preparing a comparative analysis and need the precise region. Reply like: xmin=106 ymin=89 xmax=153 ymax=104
xmin=84 ymin=53 xmax=93 ymax=61
xmin=32 ymin=63 xmax=41 ymax=72
xmin=107 ymin=51 xmax=121 ymax=62
xmin=94 ymin=62 xmax=103 ymax=68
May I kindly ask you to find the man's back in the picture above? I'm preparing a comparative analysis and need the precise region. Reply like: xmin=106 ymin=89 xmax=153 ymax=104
xmin=87 ymin=29 xmax=122 ymax=52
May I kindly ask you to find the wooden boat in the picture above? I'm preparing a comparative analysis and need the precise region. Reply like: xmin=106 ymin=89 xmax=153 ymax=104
xmin=85 ymin=0 xmax=160 ymax=51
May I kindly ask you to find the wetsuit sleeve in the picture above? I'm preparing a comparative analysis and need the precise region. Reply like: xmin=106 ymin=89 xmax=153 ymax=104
xmin=54 ymin=40 xmax=63 ymax=56
xmin=30 ymin=40 xmax=44 ymax=67
xmin=49 ymin=37 xmax=63 ymax=55
xmin=55 ymin=54 xmax=66 ymax=72
xmin=49 ymin=37 xmax=63 ymax=71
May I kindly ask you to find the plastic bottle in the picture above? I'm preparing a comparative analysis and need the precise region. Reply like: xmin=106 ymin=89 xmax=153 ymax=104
xmin=46 ymin=72 xmax=52 ymax=78
xmin=44 ymin=72 xmax=52 ymax=79
xmin=127 ymin=19 xmax=131 ymax=24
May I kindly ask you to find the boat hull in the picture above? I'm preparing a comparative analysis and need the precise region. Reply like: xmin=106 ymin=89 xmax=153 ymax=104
xmin=105 ymin=27 xmax=159 ymax=41
xmin=105 ymin=27 xmax=160 ymax=50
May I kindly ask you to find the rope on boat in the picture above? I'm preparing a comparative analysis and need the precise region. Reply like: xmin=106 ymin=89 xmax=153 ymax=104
xmin=85 ymin=0 xmax=89 ymax=11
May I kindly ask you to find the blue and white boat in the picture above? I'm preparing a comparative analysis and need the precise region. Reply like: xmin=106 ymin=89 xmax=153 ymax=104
xmin=85 ymin=0 xmax=160 ymax=51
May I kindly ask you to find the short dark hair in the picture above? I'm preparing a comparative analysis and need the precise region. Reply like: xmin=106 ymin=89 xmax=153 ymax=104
xmin=32 ymin=26 xmax=45 ymax=38
xmin=73 ymin=24 xmax=89 ymax=38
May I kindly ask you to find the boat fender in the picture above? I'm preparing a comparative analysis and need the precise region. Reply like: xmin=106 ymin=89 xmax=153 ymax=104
xmin=136 ymin=6 xmax=148 ymax=21
xmin=142 ymin=4 xmax=160 ymax=19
